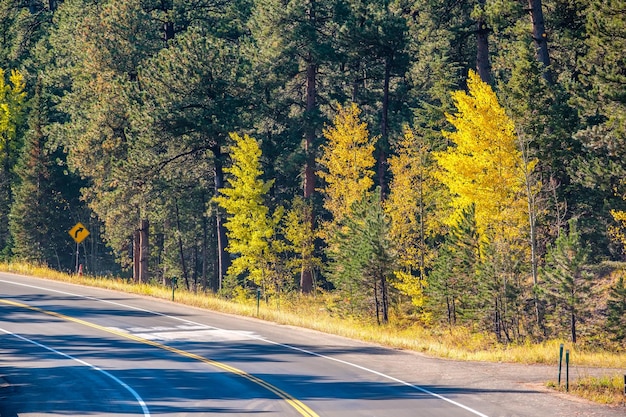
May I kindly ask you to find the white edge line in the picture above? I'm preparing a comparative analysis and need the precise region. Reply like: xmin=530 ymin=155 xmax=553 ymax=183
xmin=1 ymin=277 xmax=488 ymax=417
xmin=0 ymin=326 xmax=151 ymax=417
xmin=263 ymin=339 xmax=490 ymax=417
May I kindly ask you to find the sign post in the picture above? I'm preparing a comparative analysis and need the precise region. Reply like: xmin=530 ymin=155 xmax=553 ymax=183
xmin=558 ymin=343 xmax=564 ymax=386
xmin=69 ymin=222 xmax=90 ymax=274
xmin=171 ymin=277 xmax=178 ymax=301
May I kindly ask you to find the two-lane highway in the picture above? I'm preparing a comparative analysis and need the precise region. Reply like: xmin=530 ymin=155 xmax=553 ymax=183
xmin=0 ymin=273 xmax=619 ymax=416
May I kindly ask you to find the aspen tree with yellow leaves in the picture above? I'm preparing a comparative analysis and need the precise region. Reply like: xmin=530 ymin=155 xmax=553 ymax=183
xmin=214 ymin=133 xmax=285 ymax=296
xmin=0 ymin=69 xmax=26 ymax=143
xmin=386 ymin=126 xmax=440 ymax=309
xmin=0 ymin=68 xmax=26 ymax=259
xmin=435 ymin=70 xmax=529 ymax=243
xmin=282 ymin=196 xmax=320 ymax=293
xmin=434 ymin=70 xmax=535 ymax=340
xmin=317 ymin=103 xmax=376 ymax=231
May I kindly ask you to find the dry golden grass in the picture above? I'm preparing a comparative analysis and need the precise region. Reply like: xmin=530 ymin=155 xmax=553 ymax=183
xmin=547 ymin=374 xmax=626 ymax=406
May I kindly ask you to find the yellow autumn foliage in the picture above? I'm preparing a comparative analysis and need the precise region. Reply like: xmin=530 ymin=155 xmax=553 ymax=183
xmin=610 ymin=209 xmax=626 ymax=251
xmin=0 ymin=69 xmax=26 ymax=148
xmin=386 ymin=126 xmax=440 ymax=307
xmin=317 ymin=103 xmax=376 ymax=236
xmin=214 ymin=133 xmax=281 ymax=287
xmin=434 ymin=70 xmax=529 ymax=245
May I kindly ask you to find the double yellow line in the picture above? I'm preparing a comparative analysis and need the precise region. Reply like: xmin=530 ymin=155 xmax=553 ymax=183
xmin=0 ymin=298 xmax=319 ymax=417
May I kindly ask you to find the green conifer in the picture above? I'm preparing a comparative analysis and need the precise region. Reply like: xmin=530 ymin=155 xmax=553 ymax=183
xmin=606 ymin=275 xmax=626 ymax=343
xmin=541 ymin=219 xmax=593 ymax=343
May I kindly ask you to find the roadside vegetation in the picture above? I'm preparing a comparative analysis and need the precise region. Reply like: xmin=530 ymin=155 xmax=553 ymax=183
xmin=548 ymin=375 xmax=626 ymax=407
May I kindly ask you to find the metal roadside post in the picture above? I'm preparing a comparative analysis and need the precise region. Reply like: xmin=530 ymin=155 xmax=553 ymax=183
xmin=257 ymin=287 xmax=261 ymax=316
xmin=565 ymin=349 xmax=570 ymax=392
xmin=75 ymin=242 xmax=79 ymax=274
xmin=171 ymin=277 xmax=178 ymax=301
xmin=558 ymin=343 xmax=564 ymax=386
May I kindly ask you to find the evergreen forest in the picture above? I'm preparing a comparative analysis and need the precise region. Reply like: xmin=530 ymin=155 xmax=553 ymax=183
xmin=2 ymin=0 xmax=626 ymax=347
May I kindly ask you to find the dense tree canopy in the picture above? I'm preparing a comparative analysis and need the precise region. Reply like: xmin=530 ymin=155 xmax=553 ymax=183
xmin=2 ymin=0 xmax=626 ymax=345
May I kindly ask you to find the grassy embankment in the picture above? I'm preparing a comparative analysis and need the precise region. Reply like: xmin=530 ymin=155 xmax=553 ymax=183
xmin=1 ymin=262 xmax=624 ymax=406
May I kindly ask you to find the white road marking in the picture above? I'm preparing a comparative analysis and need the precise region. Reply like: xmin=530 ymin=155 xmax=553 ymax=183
xmin=113 ymin=325 xmax=259 ymax=342
xmin=0 ymin=326 xmax=150 ymax=417
xmin=126 ymin=324 xmax=209 ymax=333
xmin=112 ymin=325 xmax=259 ymax=342
xmin=0 ymin=277 xmax=489 ymax=417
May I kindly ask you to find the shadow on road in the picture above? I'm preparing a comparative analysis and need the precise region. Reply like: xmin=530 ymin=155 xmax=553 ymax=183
xmin=0 ymin=329 xmax=544 ymax=416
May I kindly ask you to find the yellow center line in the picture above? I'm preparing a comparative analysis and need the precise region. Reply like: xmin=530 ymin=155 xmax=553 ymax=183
xmin=0 ymin=298 xmax=319 ymax=417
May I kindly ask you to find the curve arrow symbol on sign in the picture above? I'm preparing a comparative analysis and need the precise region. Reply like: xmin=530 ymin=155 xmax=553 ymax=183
xmin=69 ymin=223 xmax=90 ymax=244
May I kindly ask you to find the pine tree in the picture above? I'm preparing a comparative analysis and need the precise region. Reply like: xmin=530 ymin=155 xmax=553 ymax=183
xmin=0 ymin=0 xmax=58 ymax=68
xmin=541 ymin=218 xmax=593 ymax=343
xmin=496 ymin=38 xmax=572 ymax=331
xmin=131 ymin=25 xmax=249 ymax=287
xmin=248 ymin=0 xmax=339 ymax=293
xmin=9 ymin=80 xmax=81 ymax=270
xmin=335 ymin=0 xmax=411 ymax=193
xmin=606 ymin=275 xmax=626 ymax=343
xmin=328 ymin=188 xmax=394 ymax=324
xmin=47 ymin=0 xmax=164 ymax=279
xmin=569 ymin=0 xmax=626 ymax=260
xmin=410 ymin=0 xmax=492 ymax=82
xmin=527 ymin=0 xmax=552 ymax=83
xmin=427 ymin=206 xmax=482 ymax=326
xmin=578 ymin=0 xmax=626 ymax=134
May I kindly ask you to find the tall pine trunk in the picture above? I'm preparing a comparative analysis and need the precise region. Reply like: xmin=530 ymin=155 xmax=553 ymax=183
xmin=570 ymin=308 xmax=577 ymax=343
xmin=378 ymin=57 xmax=390 ymax=199
xmin=202 ymin=207 xmax=209 ymax=291
xmin=380 ymin=273 xmax=389 ymax=324
xmin=0 ymin=142 xmax=12 ymax=257
xmin=476 ymin=0 xmax=491 ymax=83
xmin=528 ymin=0 xmax=553 ymax=83
xmin=213 ymin=145 xmax=230 ymax=291
xmin=174 ymin=200 xmax=189 ymax=290
xmin=139 ymin=218 xmax=149 ymax=283
xmin=300 ymin=54 xmax=317 ymax=294
xmin=133 ymin=229 xmax=140 ymax=282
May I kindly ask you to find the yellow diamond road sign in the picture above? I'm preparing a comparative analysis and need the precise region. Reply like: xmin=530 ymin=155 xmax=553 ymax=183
xmin=69 ymin=222 xmax=90 ymax=244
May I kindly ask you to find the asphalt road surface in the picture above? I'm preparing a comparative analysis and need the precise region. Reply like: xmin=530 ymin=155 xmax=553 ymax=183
xmin=0 ymin=272 xmax=622 ymax=416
